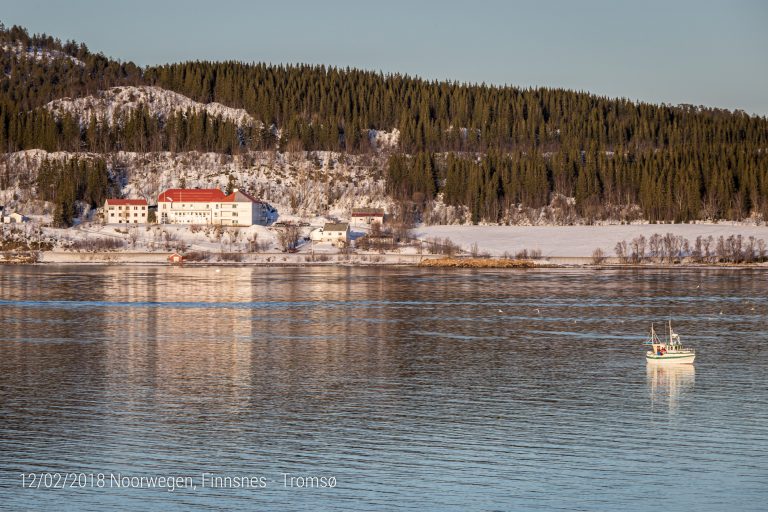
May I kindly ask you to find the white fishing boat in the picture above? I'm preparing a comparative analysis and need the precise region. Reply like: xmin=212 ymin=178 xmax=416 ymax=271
xmin=645 ymin=322 xmax=695 ymax=364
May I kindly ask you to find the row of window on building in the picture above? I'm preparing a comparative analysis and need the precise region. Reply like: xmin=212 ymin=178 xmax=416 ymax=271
xmin=103 ymin=188 xmax=268 ymax=226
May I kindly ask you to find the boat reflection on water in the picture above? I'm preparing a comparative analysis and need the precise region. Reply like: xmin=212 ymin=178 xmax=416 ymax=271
xmin=647 ymin=363 xmax=695 ymax=413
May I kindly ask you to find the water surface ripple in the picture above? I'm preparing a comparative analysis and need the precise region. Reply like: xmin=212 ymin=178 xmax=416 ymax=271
xmin=1 ymin=266 xmax=766 ymax=511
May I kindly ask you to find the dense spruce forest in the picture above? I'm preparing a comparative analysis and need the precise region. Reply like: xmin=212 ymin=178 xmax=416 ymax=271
xmin=2 ymin=22 xmax=767 ymax=223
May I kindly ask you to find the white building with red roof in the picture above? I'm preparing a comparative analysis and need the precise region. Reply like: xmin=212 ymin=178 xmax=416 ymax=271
xmin=157 ymin=188 xmax=269 ymax=226
xmin=104 ymin=198 xmax=148 ymax=224
xmin=351 ymin=207 xmax=385 ymax=227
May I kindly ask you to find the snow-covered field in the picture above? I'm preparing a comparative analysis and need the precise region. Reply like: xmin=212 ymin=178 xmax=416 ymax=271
xmin=56 ymin=222 xmax=284 ymax=253
xmin=413 ymin=224 xmax=768 ymax=257
xmin=19 ymin=216 xmax=370 ymax=255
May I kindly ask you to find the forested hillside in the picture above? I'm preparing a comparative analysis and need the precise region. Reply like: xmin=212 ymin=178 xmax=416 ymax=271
xmin=2 ymin=22 xmax=767 ymax=224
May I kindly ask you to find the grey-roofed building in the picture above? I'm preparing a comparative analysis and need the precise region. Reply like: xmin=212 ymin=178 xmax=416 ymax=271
xmin=321 ymin=222 xmax=350 ymax=247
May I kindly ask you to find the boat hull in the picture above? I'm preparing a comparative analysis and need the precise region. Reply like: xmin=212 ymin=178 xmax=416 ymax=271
xmin=646 ymin=353 xmax=695 ymax=364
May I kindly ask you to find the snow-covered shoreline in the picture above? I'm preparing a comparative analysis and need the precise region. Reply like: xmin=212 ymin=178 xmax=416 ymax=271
xmin=3 ymin=223 xmax=766 ymax=267
xmin=33 ymin=251 xmax=438 ymax=266
xmin=12 ymin=253 xmax=767 ymax=269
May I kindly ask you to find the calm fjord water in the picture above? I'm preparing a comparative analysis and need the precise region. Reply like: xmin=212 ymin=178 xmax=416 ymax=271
xmin=1 ymin=266 xmax=766 ymax=511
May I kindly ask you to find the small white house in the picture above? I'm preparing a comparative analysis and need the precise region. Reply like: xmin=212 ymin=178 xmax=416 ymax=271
xmin=1 ymin=212 xmax=26 ymax=224
xmin=104 ymin=198 xmax=148 ymax=224
xmin=351 ymin=208 xmax=385 ymax=227
xmin=321 ymin=222 xmax=350 ymax=247
xmin=309 ymin=228 xmax=324 ymax=242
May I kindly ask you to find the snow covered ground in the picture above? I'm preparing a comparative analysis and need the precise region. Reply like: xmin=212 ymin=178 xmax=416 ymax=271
xmin=44 ymin=86 xmax=255 ymax=126
xmin=21 ymin=215 xmax=373 ymax=255
xmin=58 ymin=222 xmax=284 ymax=253
xmin=0 ymin=149 xmax=393 ymax=221
xmin=367 ymin=129 xmax=400 ymax=150
xmin=413 ymin=224 xmax=768 ymax=258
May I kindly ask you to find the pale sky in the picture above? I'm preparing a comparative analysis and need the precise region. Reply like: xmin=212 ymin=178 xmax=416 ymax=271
xmin=3 ymin=0 xmax=767 ymax=115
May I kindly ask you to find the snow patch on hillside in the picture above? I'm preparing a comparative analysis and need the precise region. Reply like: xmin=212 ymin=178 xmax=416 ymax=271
xmin=44 ymin=86 xmax=256 ymax=127
xmin=1 ymin=42 xmax=85 ymax=66
xmin=368 ymin=129 xmax=400 ymax=150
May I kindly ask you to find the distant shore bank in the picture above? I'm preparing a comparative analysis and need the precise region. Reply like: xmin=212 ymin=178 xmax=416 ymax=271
xmin=2 ymin=251 xmax=767 ymax=270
